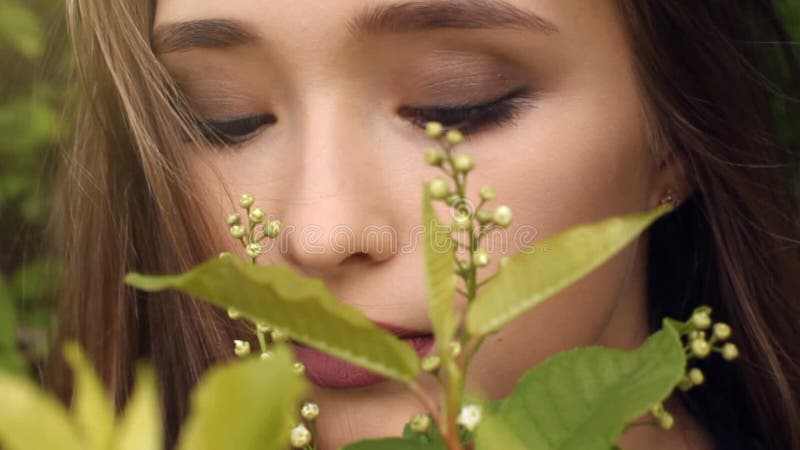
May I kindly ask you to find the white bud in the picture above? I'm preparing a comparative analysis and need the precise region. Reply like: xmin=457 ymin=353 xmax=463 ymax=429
xmin=425 ymin=121 xmax=444 ymax=139
xmin=410 ymin=414 xmax=432 ymax=433
xmin=421 ymin=355 xmax=441 ymax=372
xmin=292 ymin=362 xmax=306 ymax=375
xmin=428 ymin=178 xmax=450 ymax=199
xmin=246 ymin=243 xmax=262 ymax=258
xmin=473 ymin=249 xmax=490 ymax=268
xmin=722 ymin=343 xmax=739 ymax=361
xmin=712 ymin=322 xmax=731 ymax=340
xmin=691 ymin=339 xmax=711 ymax=358
xmin=446 ymin=129 xmax=464 ymax=145
xmin=249 ymin=208 xmax=266 ymax=224
xmin=453 ymin=154 xmax=474 ymax=173
xmin=260 ymin=351 xmax=273 ymax=360
xmin=239 ymin=194 xmax=254 ymax=209
xmin=493 ymin=205 xmax=513 ymax=227
xmin=229 ymin=225 xmax=246 ymax=239
xmin=290 ymin=424 xmax=312 ymax=448
xmin=256 ymin=322 xmax=271 ymax=333
xmin=227 ymin=308 xmax=241 ymax=320
xmin=271 ymin=329 xmax=289 ymax=344
xmin=688 ymin=368 xmax=704 ymax=385
xmin=456 ymin=404 xmax=482 ymax=432
xmin=233 ymin=340 xmax=251 ymax=357
xmin=226 ymin=213 xmax=241 ymax=226
xmin=691 ymin=311 xmax=711 ymax=330
xmin=301 ymin=402 xmax=320 ymax=421
xmin=264 ymin=219 xmax=282 ymax=238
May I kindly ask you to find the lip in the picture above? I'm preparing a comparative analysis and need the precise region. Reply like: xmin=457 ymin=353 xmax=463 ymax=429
xmin=293 ymin=321 xmax=434 ymax=389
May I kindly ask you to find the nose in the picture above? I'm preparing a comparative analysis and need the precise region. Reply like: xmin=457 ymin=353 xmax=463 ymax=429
xmin=276 ymin=103 xmax=401 ymax=279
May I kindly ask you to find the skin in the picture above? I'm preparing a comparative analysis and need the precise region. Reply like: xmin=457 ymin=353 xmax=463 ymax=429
xmin=154 ymin=0 xmax=711 ymax=448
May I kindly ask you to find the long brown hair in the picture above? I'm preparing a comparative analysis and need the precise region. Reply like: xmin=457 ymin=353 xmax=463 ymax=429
xmin=49 ymin=1 xmax=800 ymax=449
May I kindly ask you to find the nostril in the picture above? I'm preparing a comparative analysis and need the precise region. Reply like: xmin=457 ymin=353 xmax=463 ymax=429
xmin=341 ymin=252 xmax=374 ymax=267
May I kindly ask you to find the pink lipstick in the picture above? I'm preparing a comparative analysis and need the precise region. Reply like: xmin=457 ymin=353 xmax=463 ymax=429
xmin=294 ymin=322 xmax=434 ymax=389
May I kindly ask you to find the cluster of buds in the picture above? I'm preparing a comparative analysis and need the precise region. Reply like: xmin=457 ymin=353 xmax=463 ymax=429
xmin=227 ymin=194 xmax=282 ymax=263
xmin=289 ymin=402 xmax=320 ymax=448
xmin=675 ymin=306 xmax=739 ymax=392
xmin=649 ymin=402 xmax=674 ymax=430
xmin=423 ymin=121 xmax=513 ymax=298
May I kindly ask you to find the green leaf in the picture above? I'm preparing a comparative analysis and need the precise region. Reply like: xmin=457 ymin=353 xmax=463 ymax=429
xmin=422 ymin=186 xmax=458 ymax=353
xmin=112 ymin=365 xmax=162 ymax=450
xmin=467 ymin=205 xmax=671 ymax=336
xmin=176 ymin=346 xmax=307 ymax=450
xmin=0 ymin=371 xmax=83 ymax=450
xmin=0 ymin=0 xmax=43 ymax=58
xmin=475 ymin=322 xmax=685 ymax=450
xmin=63 ymin=343 xmax=115 ymax=450
xmin=126 ymin=255 xmax=420 ymax=382
xmin=342 ymin=437 xmax=446 ymax=450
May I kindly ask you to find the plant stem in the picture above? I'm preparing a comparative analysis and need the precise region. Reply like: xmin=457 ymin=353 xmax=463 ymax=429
xmin=408 ymin=380 xmax=442 ymax=427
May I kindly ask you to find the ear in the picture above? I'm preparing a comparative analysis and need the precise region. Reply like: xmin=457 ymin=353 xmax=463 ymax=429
xmin=648 ymin=150 xmax=694 ymax=209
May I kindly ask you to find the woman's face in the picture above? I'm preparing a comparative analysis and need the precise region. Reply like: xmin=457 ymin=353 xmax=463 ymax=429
xmin=155 ymin=0 xmax=680 ymax=447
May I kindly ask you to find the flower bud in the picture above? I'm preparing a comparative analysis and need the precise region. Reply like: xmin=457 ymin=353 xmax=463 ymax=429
xmin=691 ymin=311 xmax=711 ymax=330
xmin=421 ymin=355 xmax=441 ymax=372
xmin=473 ymin=249 xmax=490 ymax=268
xmin=246 ymin=243 xmax=262 ymax=258
xmin=239 ymin=194 xmax=254 ymax=209
xmin=721 ymin=343 xmax=739 ymax=361
xmin=449 ymin=341 xmax=462 ymax=358
xmin=292 ymin=362 xmax=306 ymax=375
xmin=479 ymin=185 xmax=496 ymax=201
xmin=249 ymin=207 xmax=266 ymax=224
xmin=456 ymin=404 xmax=482 ymax=432
xmin=428 ymin=178 xmax=450 ymax=199
xmin=227 ymin=308 xmax=241 ymax=320
xmin=233 ymin=340 xmax=251 ymax=357
xmin=493 ymin=205 xmax=513 ymax=227
xmin=658 ymin=412 xmax=674 ymax=430
xmin=301 ymin=402 xmax=320 ymax=421
xmin=691 ymin=338 xmax=711 ymax=358
xmin=712 ymin=322 xmax=731 ymax=341
xmin=230 ymin=225 xmax=246 ymax=239
xmin=425 ymin=121 xmax=444 ymax=139
xmin=410 ymin=414 xmax=432 ymax=433
xmin=453 ymin=154 xmax=474 ymax=173
xmin=265 ymin=219 xmax=282 ymax=238
xmin=290 ymin=424 xmax=312 ymax=448
xmin=256 ymin=322 xmax=271 ymax=333
xmin=688 ymin=368 xmax=704 ymax=385
xmin=455 ymin=259 xmax=471 ymax=273
xmin=453 ymin=213 xmax=471 ymax=231
xmin=446 ymin=129 xmax=465 ymax=145
xmin=260 ymin=351 xmax=273 ymax=360
xmin=677 ymin=376 xmax=693 ymax=392
xmin=476 ymin=209 xmax=493 ymax=225
xmin=424 ymin=148 xmax=444 ymax=166
xmin=226 ymin=213 xmax=241 ymax=226
xmin=271 ymin=329 xmax=289 ymax=344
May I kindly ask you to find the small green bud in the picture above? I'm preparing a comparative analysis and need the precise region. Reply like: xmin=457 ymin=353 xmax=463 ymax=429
xmin=425 ymin=121 xmax=444 ymax=139
xmin=421 ymin=355 xmax=441 ymax=372
xmin=227 ymin=308 xmax=241 ymax=320
xmin=677 ymin=376 xmax=693 ymax=392
xmin=446 ymin=129 xmax=464 ymax=145
xmin=453 ymin=154 xmax=474 ymax=173
xmin=226 ymin=213 xmax=241 ymax=226
xmin=449 ymin=341 xmax=462 ymax=358
xmin=265 ymin=219 xmax=282 ymax=238
xmin=424 ymin=148 xmax=444 ymax=166
xmin=658 ymin=412 xmax=674 ymax=430
xmin=249 ymin=207 xmax=266 ymax=224
xmin=239 ymin=194 xmax=254 ymax=209
xmin=688 ymin=368 xmax=705 ymax=385
xmin=691 ymin=338 xmax=711 ymax=358
xmin=649 ymin=403 xmax=665 ymax=417
xmin=230 ymin=225 xmax=246 ymax=239
xmin=453 ymin=213 xmax=471 ymax=231
xmin=721 ymin=343 xmax=739 ymax=361
xmin=410 ymin=414 xmax=432 ymax=433
xmin=456 ymin=404 xmax=482 ymax=432
xmin=479 ymin=185 xmax=496 ymax=201
xmin=292 ymin=362 xmax=306 ymax=375
xmin=290 ymin=424 xmax=312 ymax=448
xmin=271 ymin=329 xmax=289 ymax=344
xmin=476 ymin=209 xmax=493 ymax=225
xmin=691 ymin=311 xmax=711 ymax=330
xmin=493 ymin=205 xmax=513 ymax=227
xmin=473 ymin=249 xmax=490 ymax=268
xmin=256 ymin=322 xmax=271 ymax=333
xmin=260 ymin=351 xmax=273 ymax=360
xmin=233 ymin=340 xmax=251 ymax=357
xmin=428 ymin=178 xmax=450 ymax=199
xmin=712 ymin=322 xmax=731 ymax=341
xmin=301 ymin=402 xmax=320 ymax=421
xmin=246 ymin=243 xmax=262 ymax=258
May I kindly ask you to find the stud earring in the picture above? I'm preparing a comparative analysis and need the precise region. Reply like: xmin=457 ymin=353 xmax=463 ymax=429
xmin=659 ymin=188 xmax=680 ymax=207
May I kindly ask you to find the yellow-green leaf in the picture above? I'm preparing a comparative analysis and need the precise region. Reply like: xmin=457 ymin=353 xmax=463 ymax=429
xmin=112 ymin=365 xmax=162 ymax=450
xmin=126 ymin=255 xmax=420 ymax=381
xmin=467 ymin=205 xmax=671 ymax=336
xmin=0 ymin=1 xmax=43 ymax=58
xmin=63 ymin=343 xmax=115 ymax=450
xmin=0 ymin=372 xmax=83 ymax=450
xmin=423 ymin=186 xmax=458 ymax=353
xmin=475 ymin=322 xmax=685 ymax=450
xmin=177 ymin=346 xmax=307 ymax=450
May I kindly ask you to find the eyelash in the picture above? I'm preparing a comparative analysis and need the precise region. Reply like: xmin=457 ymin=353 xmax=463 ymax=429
xmin=195 ymin=87 xmax=531 ymax=146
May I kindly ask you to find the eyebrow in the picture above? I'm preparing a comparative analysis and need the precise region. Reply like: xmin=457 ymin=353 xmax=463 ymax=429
xmin=152 ymin=0 xmax=558 ymax=54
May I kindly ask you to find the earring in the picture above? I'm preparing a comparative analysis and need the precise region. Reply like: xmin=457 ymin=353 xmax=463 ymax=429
xmin=659 ymin=188 xmax=680 ymax=207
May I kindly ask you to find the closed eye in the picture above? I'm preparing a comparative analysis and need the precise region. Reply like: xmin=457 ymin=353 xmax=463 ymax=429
xmin=196 ymin=114 xmax=276 ymax=146
xmin=398 ymin=87 xmax=533 ymax=135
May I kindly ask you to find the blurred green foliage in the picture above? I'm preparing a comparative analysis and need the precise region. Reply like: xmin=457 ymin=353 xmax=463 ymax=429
xmin=0 ymin=0 xmax=797 ymax=380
